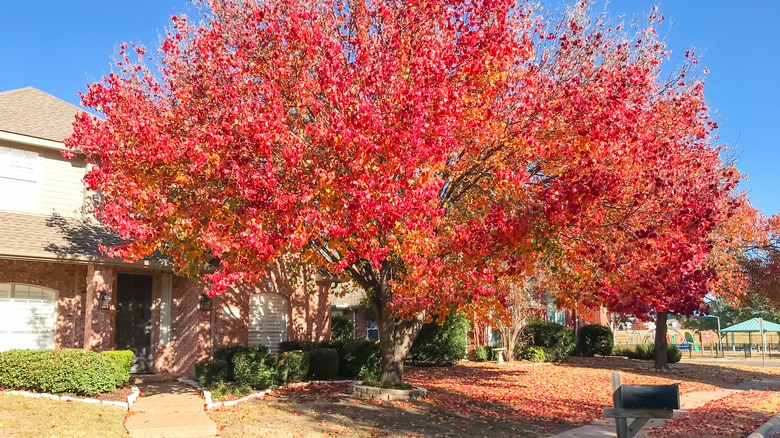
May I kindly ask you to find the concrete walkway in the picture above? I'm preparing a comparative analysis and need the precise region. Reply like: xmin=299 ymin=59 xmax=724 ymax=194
xmin=124 ymin=381 xmax=217 ymax=438
xmin=548 ymin=380 xmax=779 ymax=438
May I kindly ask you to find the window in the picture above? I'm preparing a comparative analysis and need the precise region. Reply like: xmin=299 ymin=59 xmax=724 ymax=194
xmin=0 ymin=283 xmax=57 ymax=350
xmin=0 ymin=145 xmax=39 ymax=212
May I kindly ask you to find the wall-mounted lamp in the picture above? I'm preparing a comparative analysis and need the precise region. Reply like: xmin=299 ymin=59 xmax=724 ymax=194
xmin=198 ymin=294 xmax=212 ymax=311
xmin=99 ymin=291 xmax=111 ymax=310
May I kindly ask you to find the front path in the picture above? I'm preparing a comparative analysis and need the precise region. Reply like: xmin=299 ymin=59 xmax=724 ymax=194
xmin=125 ymin=381 xmax=217 ymax=438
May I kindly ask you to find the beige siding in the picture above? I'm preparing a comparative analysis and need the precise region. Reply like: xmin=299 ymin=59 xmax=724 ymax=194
xmin=37 ymin=149 xmax=86 ymax=217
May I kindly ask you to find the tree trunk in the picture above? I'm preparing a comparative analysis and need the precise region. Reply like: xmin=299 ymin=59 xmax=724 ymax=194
xmin=344 ymin=260 xmax=426 ymax=383
xmin=370 ymin=279 xmax=425 ymax=383
xmin=654 ymin=311 xmax=669 ymax=370
xmin=376 ymin=311 xmax=424 ymax=382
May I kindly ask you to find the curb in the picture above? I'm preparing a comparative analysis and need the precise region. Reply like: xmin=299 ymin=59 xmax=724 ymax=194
xmin=748 ymin=411 xmax=780 ymax=438
xmin=0 ymin=385 xmax=139 ymax=411
xmin=178 ymin=378 xmax=359 ymax=410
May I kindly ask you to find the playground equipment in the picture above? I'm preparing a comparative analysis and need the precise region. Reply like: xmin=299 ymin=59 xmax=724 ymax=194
xmin=684 ymin=332 xmax=700 ymax=351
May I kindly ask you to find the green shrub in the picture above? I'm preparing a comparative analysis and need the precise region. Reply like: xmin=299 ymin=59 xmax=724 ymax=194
xmin=0 ymin=349 xmax=121 ymax=395
xmin=100 ymin=350 xmax=134 ymax=387
xmin=274 ymin=351 xmax=309 ymax=383
xmin=473 ymin=345 xmax=489 ymax=362
xmin=340 ymin=339 xmax=381 ymax=378
xmin=611 ymin=346 xmax=633 ymax=357
xmin=277 ymin=339 xmax=380 ymax=379
xmin=577 ymin=324 xmax=614 ymax=357
xmin=195 ymin=359 xmax=228 ymax=388
xmin=214 ymin=345 xmax=268 ymax=381
xmin=522 ymin=322 xmax=575 ymax=363
xmin=667 ymin=344 xmax=682 ymax=364
xmin=233 ymin=349 xmax=276 ymax=390
xmin=524 ymin=346 xmax=546 ymax=363
xmin=307 ymin=348 xmax=340 ymax=380
xmin=410 ymin=313 xmax=470 ymax=366
xmin=204 ymin=380 xmax=253 ymax=399
xmin=472 ymin=345 xmax=499 ymax=362
xmin=357 ymin=348 xmax=382 ymax=381
xmin=331 ymin=315 xmax=355 ymax=341
xmin=633 ymin=343 xmax=655 ymax=360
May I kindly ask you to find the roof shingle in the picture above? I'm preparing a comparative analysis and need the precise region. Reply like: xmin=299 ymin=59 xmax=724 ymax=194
xmin=0 ymin=210 xmax=167 ymax=265
xmin=0 ymin=87 xmax=84 ymax=142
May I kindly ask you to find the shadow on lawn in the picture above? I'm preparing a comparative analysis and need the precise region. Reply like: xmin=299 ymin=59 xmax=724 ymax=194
xmin=265 ymin=382 xmax=545 ymax=437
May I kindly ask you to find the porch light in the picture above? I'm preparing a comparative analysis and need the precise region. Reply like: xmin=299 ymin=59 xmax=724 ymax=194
xmin=198 ymin=294 xmax=212 ymax=311
xmin=99 ymin=291 xmax=111 ymax=310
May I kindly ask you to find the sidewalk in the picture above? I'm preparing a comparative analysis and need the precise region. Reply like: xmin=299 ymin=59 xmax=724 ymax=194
xmin=548 ymin=380 xmax=779 ymax=438
xmin=124 ymin=381 xmax=217 ymax=438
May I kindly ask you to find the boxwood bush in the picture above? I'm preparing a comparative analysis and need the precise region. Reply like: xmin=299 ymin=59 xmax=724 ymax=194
xmin=233 ymin=348 xmax=276 ymax=390
xmin=195 ymin=358 xmax=228 ymax=388
xmin=307 ymin=348 xmax=339 ymax=380
xmin=577 ymin=324 xmax=614 ymax=357
xmin=472 ymin=345 xmax=498 ymax=362
xmin=410 ymin=313 xmax=470 ymax=366
xmin=523 ymin=346 xmax=547 ymax=363
xmin=340 ymin=339 xmax=381 ymax=379
xmin=522 ymin=322 xmax=575 ymax=363
xmin=667 ymin=344 xmax=682 ymax=363
xmin=0 ymin=349 xmax=130 ymax=395
xmin=100 ymin=350 xmax=134 ymax=387
xmin=273 ymin=350 xmax=309 ymax=383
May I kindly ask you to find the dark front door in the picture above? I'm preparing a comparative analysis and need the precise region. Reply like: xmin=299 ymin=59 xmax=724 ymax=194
xmin=115 ymin=274 xmax=153 ymax=373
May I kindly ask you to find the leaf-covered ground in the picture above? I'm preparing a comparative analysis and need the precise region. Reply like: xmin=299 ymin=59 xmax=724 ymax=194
xmin=210 ymin=357 xmax=780 ymax=437
xmin=647 ymin=386 xmax=780 ymax=438
xmin=404 ymin=357 xmax=780 ymax=427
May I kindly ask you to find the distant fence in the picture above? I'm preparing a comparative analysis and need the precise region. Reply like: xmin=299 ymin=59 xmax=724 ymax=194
xmin=614 ymin=341 xmax=780 ymax=359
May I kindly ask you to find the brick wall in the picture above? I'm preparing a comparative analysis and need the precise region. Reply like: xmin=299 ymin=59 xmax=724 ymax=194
xmin=0 ymin=259 xmax=87 ymax=348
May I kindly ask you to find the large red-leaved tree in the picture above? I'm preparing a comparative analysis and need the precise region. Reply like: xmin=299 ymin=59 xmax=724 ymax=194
xmin=67 ymin=0 xmax=738 ymax=379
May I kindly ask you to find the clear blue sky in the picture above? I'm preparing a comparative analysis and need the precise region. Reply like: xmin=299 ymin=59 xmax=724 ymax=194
xmin=1 ymin=1 xmax=778 ymax=216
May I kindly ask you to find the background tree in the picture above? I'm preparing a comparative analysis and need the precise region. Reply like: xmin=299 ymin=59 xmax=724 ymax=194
xmin=68 ymin=0 xmax=739 ymax=379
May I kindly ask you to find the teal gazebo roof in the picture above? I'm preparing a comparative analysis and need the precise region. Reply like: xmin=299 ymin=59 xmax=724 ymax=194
xmin=720 ymin=318 xmax=780 ymax=333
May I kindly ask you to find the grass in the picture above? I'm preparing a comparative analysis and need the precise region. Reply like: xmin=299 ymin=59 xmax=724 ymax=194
xmin=0 ymin=394 xmax=126 ymax=437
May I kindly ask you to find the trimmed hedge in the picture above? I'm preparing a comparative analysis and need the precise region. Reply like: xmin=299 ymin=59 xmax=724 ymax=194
xmin=308 ymin=348 xmax=339 ymax=380
xmin=100 ymin=350 xmax=134 ymax=387
xmin=273 ymin=350 xmax=309 ymax=383
xmin=340 ymin=339 xmax=381 ymax=379
xmin=279 ymin=339 xmax=380 ymax=380
xmin=410 ymin=313 xmax=470 ymax=366
xmin=233 ymin=348 xmax=276 ymax=390
xmin=0 ymin=349 xmax=131 ymax=395
xmin=577 ymin=324 xmax=614 ymax=357
xmin=522 ymin=322 xmax=575 ymax=363
xmin=214 ymin=345 xmax=269 ymax=381
xmin=195 ymin=358 xmax=229 ymax=389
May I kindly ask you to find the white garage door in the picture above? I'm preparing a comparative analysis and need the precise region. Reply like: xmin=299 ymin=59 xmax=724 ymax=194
xmin=248 ymin=293 xmax=288 ymax=354
xmin=0 ymin=284 xmax=57 ymax=351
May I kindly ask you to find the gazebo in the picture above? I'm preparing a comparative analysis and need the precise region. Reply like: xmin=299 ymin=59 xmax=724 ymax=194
xmin=719 ymin=318 xmax=780 ymax=352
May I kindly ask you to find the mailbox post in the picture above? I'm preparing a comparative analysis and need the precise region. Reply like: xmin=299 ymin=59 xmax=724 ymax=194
xmin=603 ymin=372 xmax=680 ymax=438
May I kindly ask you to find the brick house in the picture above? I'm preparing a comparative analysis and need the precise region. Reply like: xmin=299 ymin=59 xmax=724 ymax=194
xmin=0 ymin=87 xmax=333 ymax=374
xmin=330 ymin=284 xmax=371 ymax=339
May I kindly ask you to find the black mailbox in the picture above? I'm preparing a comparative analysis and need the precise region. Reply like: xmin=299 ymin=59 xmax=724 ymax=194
xmin=619 ymin=384 xmax=680 ymax=410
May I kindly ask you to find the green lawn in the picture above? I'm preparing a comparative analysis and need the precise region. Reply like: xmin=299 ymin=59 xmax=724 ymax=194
xmin=0 ymin=394 xmax=126 ymax=437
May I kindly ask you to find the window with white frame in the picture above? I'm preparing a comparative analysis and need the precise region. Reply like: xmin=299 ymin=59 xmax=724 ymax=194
xmin=0 ymin=145 xmax=39 ymax=212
